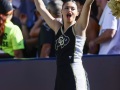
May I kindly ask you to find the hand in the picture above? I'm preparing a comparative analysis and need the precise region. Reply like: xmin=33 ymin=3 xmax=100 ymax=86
xmin=89 ymin=40 xmax=96 ymax=51
xmin=0 ymin=50 xmax=4 ymax=53
xmin=19 ymin=13 xmax=27 ymax=25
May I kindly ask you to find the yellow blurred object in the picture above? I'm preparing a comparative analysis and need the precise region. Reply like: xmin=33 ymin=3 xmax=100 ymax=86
xmin=108 ymin=0 xmax=120 ymax=18
xmin=116 ymin=0 xmax=120 ymax=2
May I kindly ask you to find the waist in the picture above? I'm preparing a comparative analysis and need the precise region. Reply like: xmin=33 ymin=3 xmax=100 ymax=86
xmin=56 ymin=56 xmax=82 ymax=65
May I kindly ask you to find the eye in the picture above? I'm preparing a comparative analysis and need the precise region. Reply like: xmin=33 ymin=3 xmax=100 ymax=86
xmin=65 ymin=7 xmax=69 ymax=10
xmin=71 ymin=7 xmax=75 ymax=10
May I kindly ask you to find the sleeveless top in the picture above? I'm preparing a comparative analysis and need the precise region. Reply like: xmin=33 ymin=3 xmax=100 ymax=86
xmin=55 ymin=25 xmax=86 ymax=64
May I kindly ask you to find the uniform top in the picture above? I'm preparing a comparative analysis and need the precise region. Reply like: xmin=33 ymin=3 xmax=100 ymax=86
xmin=55 ymin=25 xmax=86 ymax=64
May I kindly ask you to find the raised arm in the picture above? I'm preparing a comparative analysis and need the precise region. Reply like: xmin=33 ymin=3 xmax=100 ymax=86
xmin=34 ymin=0 xmax=61 ymax=32
xmin=76 ymin=0 xmax=94 ymax=31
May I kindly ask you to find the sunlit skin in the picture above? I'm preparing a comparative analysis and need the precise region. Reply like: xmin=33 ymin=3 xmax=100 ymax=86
xmin=76 ymin=1 xmax=83 ymax=13
xmin=61 ymin=1 xmax=79 ymax=27
xmin=34 ymin=0 xmax=93 ymax=37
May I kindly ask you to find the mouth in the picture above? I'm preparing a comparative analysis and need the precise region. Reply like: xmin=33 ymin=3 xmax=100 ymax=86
xmin=66 ymin=13 xmax=72 ymax=19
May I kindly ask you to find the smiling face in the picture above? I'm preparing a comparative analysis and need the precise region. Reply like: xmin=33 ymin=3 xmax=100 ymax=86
xmin=61 ymin=1 xmax=79 ymax=23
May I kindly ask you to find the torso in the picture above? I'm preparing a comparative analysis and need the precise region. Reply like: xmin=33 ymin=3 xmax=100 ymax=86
xmin=0 ymin=20 xmax=24 ymax=56
xmin=55 ymin=25 xmax=86 ymax=64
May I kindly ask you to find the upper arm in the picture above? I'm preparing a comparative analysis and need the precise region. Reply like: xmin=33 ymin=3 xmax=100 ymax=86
xmin=86 ymin=18 xmax=99 ymax=40
xmin=34 ymin=0 xmax=61 ymax=32
xmin=76 ymin=1 xmax=93 ymax=30
xmin=29 ymin=18 xmax=43 ymax=37
xmin=40 ymin=43 xmax=51 ymax=58
xmin=103 ymin=29 xmax=116 ymax=38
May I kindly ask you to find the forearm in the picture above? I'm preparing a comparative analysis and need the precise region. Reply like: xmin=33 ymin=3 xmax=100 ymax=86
xmin=40 ymin=50 xmax=50 ymax=58
xmin=30 ymin=18 xmax=43 ymax=37
xmin=25 ymin=38 xmax=38 ymax=45
xmin=34 ymin=0 xmax=46 ymax=13
xmin=40 ymin=44 xmax=51 ymax=58
xmin=78 ymin=0 xmax=94 ymax=29
xmin=88 ymin=44 xmax=99 ymax=54
xmin=94 ymin=29 xmax=116 ymax=44
xmin=21 ymin=25 xmax=29 ymax=39
xmin=94 ymin=33 xmax=112 ymax=45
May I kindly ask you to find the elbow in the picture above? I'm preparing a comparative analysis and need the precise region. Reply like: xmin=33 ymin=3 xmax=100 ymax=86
xmin=110 ymin=30 xmax=116 ymax=39
xmin=106 ymin=29 xmax=116 ymax=39
xmin=111 ymin=31 xmax=116 ymax=38
xmin=14 ymin=50 xmax=23 ymax=58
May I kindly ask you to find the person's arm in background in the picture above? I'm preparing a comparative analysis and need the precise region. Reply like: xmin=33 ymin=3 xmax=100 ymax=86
xmin=40 ymin=43 xmax=51 ymax=58
xmin=20 ymin=13 xmax=29 ymax=40
xmin=29 ymin=17 xmax=44 ymax=37
xmin=38 ymin=23 xmax=55 ymax=58
xmin=86 ymin=17 xmax=100 ymax=54
xmin=89 ymin=29 xmax=116 ymax=50
xmin=89 ymin=4 xmax=117 ymax=51
xmin=20 ymin=13 xmax=38 ymax=45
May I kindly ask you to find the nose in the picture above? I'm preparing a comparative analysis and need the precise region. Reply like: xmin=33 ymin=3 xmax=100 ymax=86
xmin=68 ymin=8 xmax=72 ymax=12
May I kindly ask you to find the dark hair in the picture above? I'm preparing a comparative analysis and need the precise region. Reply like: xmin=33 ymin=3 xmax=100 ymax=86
xmin=0 ymin=14 xmax=7 ymax=36
xmin=0 ymin=0 xmax=13 ymax=36
xmin=62 ymin=0 xmax=77 ymax=7
xmin=62 ymin=0 xmax=85 ymax=6
xmin=0 ymin=0 xmax=13 ymax=15
xmin=76 ymin=0 xmax=85 ymax=5
xmin=91 ymin=1 xmax=98 ymax=17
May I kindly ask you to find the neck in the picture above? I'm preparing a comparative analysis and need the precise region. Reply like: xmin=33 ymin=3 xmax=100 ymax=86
xmin=63 ymin=21 xmax=76 ymax=32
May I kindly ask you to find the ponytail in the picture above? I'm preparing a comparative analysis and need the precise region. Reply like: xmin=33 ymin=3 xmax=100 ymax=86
xmin=0 ymin=14 xmax=7 ymax=36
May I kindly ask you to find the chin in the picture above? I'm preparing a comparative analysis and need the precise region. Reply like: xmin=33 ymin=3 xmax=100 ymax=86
xmin=66 ymin=18 xmax=72 ymax=22
xmin=67 ymin=19 xmax=74 ymax=23
xmin=66 ymin=21 xmax=72 ymax=23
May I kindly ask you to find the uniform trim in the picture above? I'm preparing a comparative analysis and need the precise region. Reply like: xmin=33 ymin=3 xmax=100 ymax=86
xmin=72 ymin=27 xmax=76 ymax=36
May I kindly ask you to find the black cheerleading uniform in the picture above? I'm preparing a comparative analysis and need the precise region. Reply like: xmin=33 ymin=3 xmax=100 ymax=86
xmin=54 ymin=25 xmax=90 ymax=90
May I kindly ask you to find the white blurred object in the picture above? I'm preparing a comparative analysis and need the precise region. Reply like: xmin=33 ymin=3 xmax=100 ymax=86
xmin=108 ymin=0 xmax=120 ymax=19
xmin=12 ymin=0 xmax=21 ymax=8
xmin=0 ymin=50 xmax=4 ymax=53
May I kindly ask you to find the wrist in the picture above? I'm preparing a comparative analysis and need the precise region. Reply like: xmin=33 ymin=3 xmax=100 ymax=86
xmin=93 ymin=39 xmax=97 ymax=45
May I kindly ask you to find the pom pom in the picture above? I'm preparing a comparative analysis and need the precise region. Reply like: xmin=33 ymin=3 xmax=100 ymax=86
xmin=108 ymin=0 xmax=120 ymax=19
